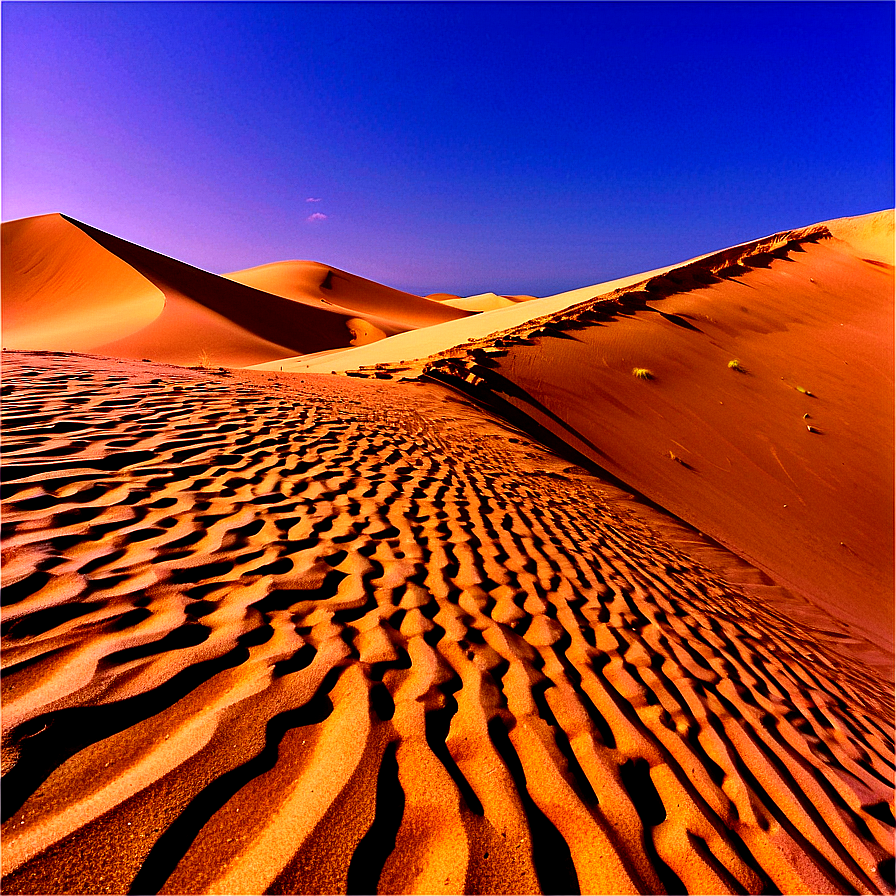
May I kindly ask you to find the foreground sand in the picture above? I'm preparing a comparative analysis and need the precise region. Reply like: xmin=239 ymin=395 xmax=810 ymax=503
xmin=1 ymin=351 xmax=893 ymax=895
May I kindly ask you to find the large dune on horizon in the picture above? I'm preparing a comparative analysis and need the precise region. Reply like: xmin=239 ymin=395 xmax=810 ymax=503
xmin=223 ymin=260 xmax=470 ymax=331
xmin=1 ymin=215 xmax=473 ymax=367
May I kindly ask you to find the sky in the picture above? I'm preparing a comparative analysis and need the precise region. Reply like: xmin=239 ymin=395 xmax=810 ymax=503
xmin=2 ymin=2 xmax=893 ymax=297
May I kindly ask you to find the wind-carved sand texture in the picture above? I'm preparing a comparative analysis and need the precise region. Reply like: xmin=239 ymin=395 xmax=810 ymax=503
xmin=1 ymin=352 xmax=894 ymax=895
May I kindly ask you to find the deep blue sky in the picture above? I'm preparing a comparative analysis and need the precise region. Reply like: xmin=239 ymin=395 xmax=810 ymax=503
xmin=3 ymin=2 xmax=893 ymax=296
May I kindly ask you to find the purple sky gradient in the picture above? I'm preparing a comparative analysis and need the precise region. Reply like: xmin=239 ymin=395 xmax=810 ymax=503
xmin=2 ymin=2 xmax=893 ymax=297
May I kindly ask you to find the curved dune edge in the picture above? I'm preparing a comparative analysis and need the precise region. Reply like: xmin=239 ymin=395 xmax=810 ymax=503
xmin=223 ymin=260 xmax=472 ymax=330
xmin=258 ymin=210 xmax=893 ymax=375
xmin=1 ymin=351 xmax=893 ymax=895
xmin=0 ymin=215 xmax=166 ymax=351
xmin=0 ymin=215 xmax=475 ymax=368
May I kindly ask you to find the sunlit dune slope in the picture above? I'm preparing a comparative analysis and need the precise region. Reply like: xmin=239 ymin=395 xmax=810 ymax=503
xmin=423 ymin=211 xmax=895 ymax=646
xmin=63 ymin=218 xmax=434 ymax=367
xmin=224 ymin=261 xmax=471 ymax=330
xmin=427 ymin=292 xmax=538 ymax=312
xmin=1 ymin=214 xmax=166 ymax=350
xmin=251 ymin=262 xmax=688 ymax=373
xmin=825 ymin=209 xmax=894 ymax=264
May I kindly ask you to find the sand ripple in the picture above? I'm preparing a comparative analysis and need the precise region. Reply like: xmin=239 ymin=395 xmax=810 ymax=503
xmin=1 ymin=351 xmax=893 ymax=894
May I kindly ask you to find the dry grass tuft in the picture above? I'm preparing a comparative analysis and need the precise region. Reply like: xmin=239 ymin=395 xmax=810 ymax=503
xmin=632 ymin=367 xmax=653 ymax=380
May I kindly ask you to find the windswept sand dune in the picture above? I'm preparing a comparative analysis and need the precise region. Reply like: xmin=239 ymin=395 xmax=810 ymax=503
xmin=1 ymin=216 xmax=474 ymax=368
xmin=251 ymin=261 xmax=689 ymax=374
xmin=1 ymin=351 xmax=893 ymax=895
xmin=1 ymin=215 xmax=166 ymax=350
xmin=257 ymin=211 xmax=894 ymax=377
xmin=418 ymin=212 xmax=895 ymax=648
xmin=224 ymin=261 xmax=471 ymax=330
xmin=427 ymin=293 xmax=538 ymax=312
xmin=825 ymin=209 xmax=894 ymax=264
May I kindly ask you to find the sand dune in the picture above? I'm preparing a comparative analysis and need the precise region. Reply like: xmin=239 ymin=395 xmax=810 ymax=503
xmin=1 ymin=351 xmax=893 ymax=895
xmin=1 ymin=216 xmax=474 ymax=368
xmin=287 ymin=212 xmax=894 ymax=642
xmin=413 ymin=213 xmax=895 ymax=649
xmin=251 ymin=261 xmax=691 ymax=374
xmin=1 ymin=215 xmax=166 ymax=351
xmin=1 ymin=211 xmax=893 ymax=895
xmin=224 ymin=260 xmax=470 ymax=330
xmin=256 ymin=211 xmax=893 ymax=378
xmin=427 ymin=293 xmax=538 ymax=312
xmin=825 ymin=209 xmax=894 ymax=264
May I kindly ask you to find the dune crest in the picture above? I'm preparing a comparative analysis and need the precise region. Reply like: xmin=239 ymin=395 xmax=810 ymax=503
xmin=430 ymin=293 xmax=538 ymax=312
xmin=825 ymin=209 xmax=894 ymax=264
xmin=1 ymin=216 xmax=475 ymax=368
xmin=223 ymin=260 xmax=471 ymax=330
xmin=1 ymin=215 xmax=166 ymax=351
xmin=415 ymin=213 xmax=894 ymax=647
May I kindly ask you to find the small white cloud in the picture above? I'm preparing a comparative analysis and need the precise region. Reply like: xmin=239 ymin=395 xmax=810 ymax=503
xmin=306 ymin=197 xmax=322 ymax=202
xmin=307 ymin=212 xmax=328 ymax=222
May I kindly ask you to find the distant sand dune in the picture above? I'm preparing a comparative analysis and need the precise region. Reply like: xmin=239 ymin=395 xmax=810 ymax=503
xmin=1 ymin=352 xmax=892 ymax=894
xmin=427 ymin=293 xmax=538 ymax=312
xmin=1 ymin=215 xmax=474 ymax=367
xmin=224 ymin=260 xmax=470 ymax=330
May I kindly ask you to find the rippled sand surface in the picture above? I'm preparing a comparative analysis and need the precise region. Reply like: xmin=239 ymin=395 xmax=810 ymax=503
xmin=2 ymin=352 xmax=892 ymax=894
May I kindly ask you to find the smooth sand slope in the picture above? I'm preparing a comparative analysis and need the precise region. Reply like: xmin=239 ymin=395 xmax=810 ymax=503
xmin=224 ymin=261 xmax=469 ymax=332
xmin=1 ymin=215 xmax=167 ymax=350
xmin=1 ymin=351 xmax=893 ymax=895
xmin=2 ymin=215 xmax=473 ymax=368
xmin=427 ymin=293 xmax=539 ymax=312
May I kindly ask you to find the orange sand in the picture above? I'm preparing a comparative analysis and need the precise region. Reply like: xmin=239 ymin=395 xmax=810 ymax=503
xmin=416 ymin=215 xmax=895 ymax=648
xmin=1 ymin=211 xmax=893 ymax=895
xmin=2 ymin=215 xmax=474 ymax=368
xmin=224 ymin=261 xmax=470 ymax=331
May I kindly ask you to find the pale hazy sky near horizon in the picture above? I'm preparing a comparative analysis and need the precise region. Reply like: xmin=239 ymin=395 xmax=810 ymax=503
xmin=2 ymin=1 xmax=893 ymax=297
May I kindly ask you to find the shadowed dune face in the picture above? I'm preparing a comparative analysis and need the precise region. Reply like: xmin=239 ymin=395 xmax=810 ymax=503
xmin=1 ymin=352 xmax=893 ymax=895
xmin=420 ymin=216 xmax=895 ymax=648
